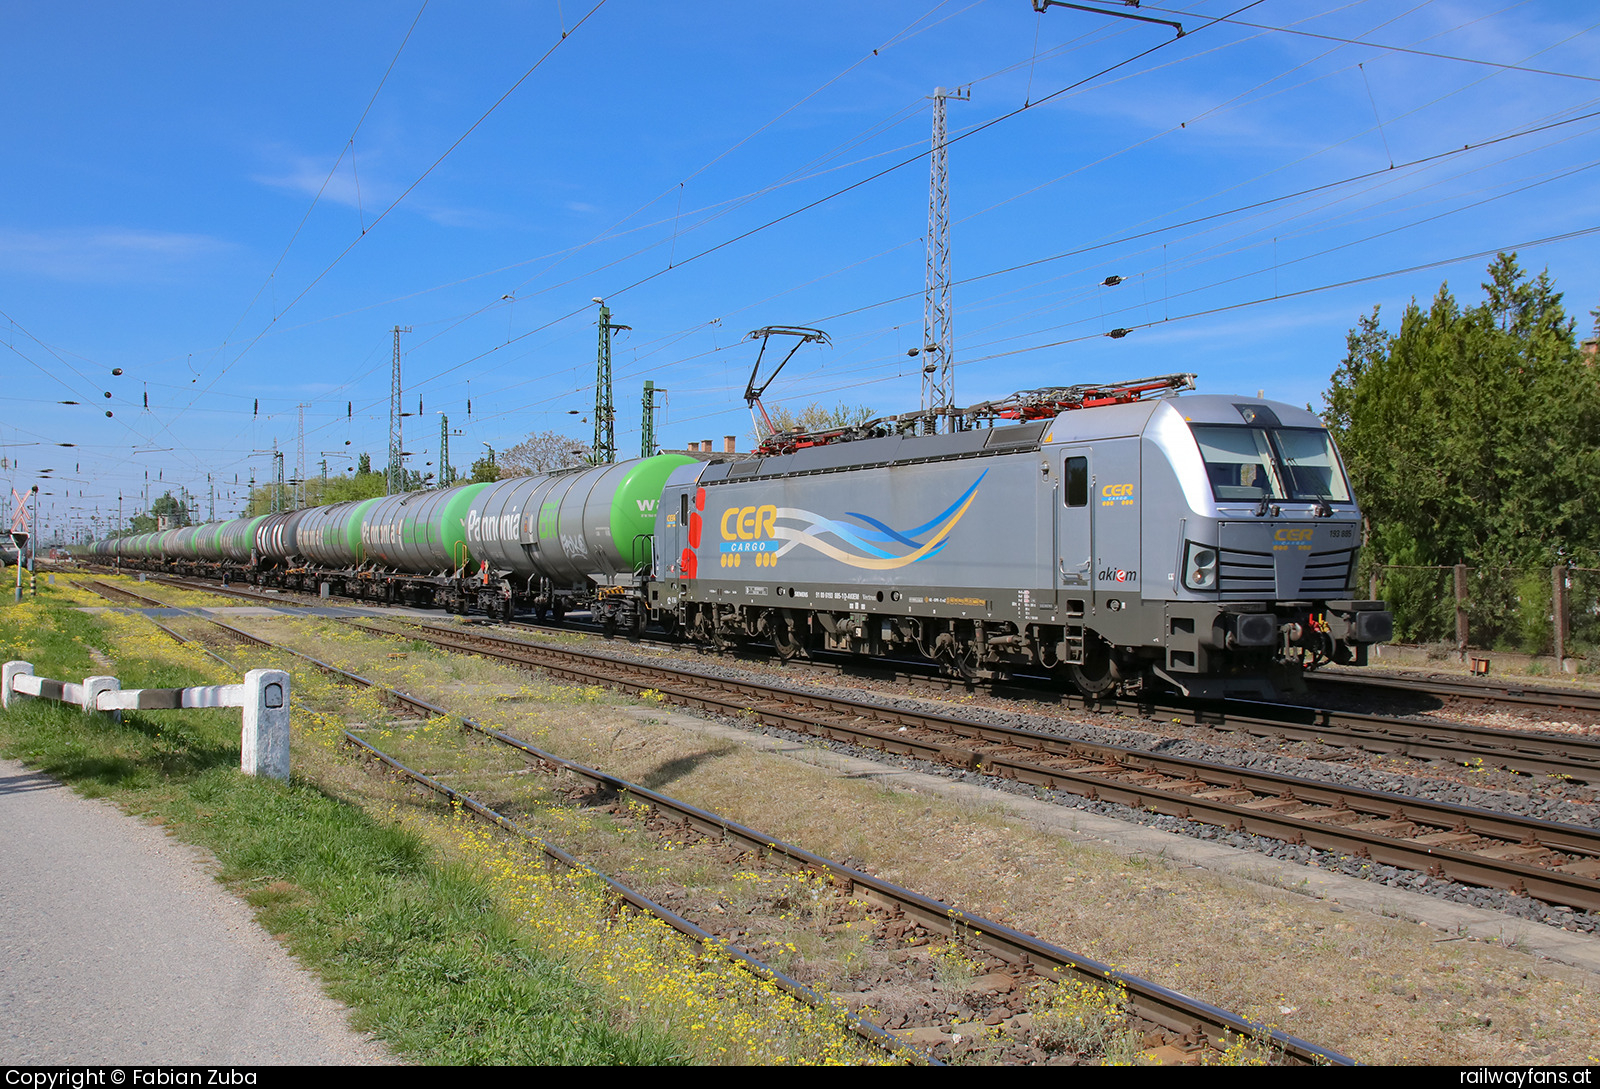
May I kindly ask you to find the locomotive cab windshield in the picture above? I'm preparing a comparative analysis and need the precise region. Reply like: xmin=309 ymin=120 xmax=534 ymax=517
xmin=1189 ymin=422 xmax=1351 ymax=504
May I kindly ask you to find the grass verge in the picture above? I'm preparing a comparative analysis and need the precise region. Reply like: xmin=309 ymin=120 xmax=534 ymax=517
xmin=0 ymin=582 xmax=685 ymax=1064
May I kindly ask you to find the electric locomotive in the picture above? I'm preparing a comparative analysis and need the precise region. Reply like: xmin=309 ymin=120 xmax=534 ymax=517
xmin=82 ymin=373 xmax=1392 ymax=699
xmin=649 ymin=374 xmax=1392 ymax=698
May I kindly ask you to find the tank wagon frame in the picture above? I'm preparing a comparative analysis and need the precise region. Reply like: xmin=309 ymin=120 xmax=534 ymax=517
xmin=83 ymin=374 xmax=1393 ymax=699
xmin=86 ymin=456 xmax=697 ymax=630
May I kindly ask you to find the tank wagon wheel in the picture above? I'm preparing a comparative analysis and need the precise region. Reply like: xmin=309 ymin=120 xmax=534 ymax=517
xmin=601 ymin=612 xmax=619 ymax=639
xmin=1067 ymin=636 xmax=1122 ymax=697
xmin=533 ymin=602 xmax=549 ymax=621
xmin=627 ymin=610 xmax=647 ymax=643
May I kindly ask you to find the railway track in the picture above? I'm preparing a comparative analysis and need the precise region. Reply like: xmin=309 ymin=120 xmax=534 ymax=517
xmin=1310 ymin=668 xmax=1600 ymax=717
xmin=68 ymin=574 xmax=1351 ymax=1065
xmin=92 ymin=568 xmax=1600 ymax=783
xmin=73 ymin=578 xmax=929 ymax=1064
xmin=338 ymin=617 xmax=1600 ymax=915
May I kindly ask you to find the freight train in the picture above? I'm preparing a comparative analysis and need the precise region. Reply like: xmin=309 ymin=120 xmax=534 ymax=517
xmin=83 ymin=375 xmax=1393 ymax=698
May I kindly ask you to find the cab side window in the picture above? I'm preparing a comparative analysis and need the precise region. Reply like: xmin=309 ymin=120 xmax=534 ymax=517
xmin=1064 ymin=457 xmax=1088 ymax=507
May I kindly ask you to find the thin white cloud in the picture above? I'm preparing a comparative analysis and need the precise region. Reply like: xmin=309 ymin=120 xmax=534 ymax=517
xmin=0 ymin=227 xmax=231 ymax=283
xmin=253 ymin=154 xmax=379 ymax=209
xmin=253 ymin=149 xmax=491 ymax=230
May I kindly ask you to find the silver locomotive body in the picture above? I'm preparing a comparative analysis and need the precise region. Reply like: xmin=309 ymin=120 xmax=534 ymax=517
xmin=650 ymin=392 xmax=1391 ymax=697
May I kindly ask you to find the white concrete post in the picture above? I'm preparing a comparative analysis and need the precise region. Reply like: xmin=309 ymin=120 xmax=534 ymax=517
xmin=3 ymin=661 xmax=33 ymax=709
xmin=83 ymin=676 xmax=123 ymax=722
xmin=240 ymin=668 xmax=290 ymax=780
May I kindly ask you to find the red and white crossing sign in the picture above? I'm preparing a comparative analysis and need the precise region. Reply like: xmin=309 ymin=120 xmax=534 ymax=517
xmin=10 ymin=489 xmax=31 ymax=535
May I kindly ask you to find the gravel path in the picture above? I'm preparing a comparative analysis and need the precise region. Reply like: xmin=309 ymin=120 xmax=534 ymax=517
xmin=0 ymin=758 xmax=393 ymax=1065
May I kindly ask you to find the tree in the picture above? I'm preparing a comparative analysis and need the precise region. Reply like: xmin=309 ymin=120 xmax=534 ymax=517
xmin=241 ymin=452 xmax=389 ymax=515
xmin=151 ymin=491 xmax=191 ymax=528
xmin=1324 ymin=254 xmax=1600 ymax=640
xmin=469 ymin=455 xmax=499 ymax=483
xmin=497 ymin=431 xmax=593 ymax=477
xmin=762 ymin=401 xmax=875 ymax=436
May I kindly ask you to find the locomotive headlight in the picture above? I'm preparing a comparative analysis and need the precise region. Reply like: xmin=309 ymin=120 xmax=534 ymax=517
xmin=1183 ymin=542 xmax=1218 ymax=590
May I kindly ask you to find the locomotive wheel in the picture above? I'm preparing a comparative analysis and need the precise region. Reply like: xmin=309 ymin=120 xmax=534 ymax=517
xmin=772 ymin=611 xmax=807 ymax=660
xmin=1067 ymin=638 xmax=1121 ymax=696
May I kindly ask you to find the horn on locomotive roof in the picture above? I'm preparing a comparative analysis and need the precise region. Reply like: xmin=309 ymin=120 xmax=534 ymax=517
xmin=742 ymin=326 xmax=831 ymax=439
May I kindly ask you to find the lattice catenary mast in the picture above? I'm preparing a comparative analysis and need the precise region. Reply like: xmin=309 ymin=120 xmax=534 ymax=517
xmin=921 ymin=85 xmax=968 ymax=432
xmin=439 ymin=414 xmax=452 ymax=486
xmin=593 ymin=300 xmax=629 ymax=464
xmin=641 ymin=380 xmax=665 ymax=459
xmin=387 ymin=325 xmax=411 ymax=494
xmin=295 ymin=403 xmax=307 ymax=509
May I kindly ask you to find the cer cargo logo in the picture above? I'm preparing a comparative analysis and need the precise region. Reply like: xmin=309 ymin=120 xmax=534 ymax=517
xmin=1100 ymin=483 xmax=1135 ymax=506
xmin=722 ymin=505 xmax=778 ymax=541
xmin=1274 ymin=527 xmax=1313 ymax=541
xmin=1097 ymin=567 xmax=1137 ymax=583
xmin=683 ymin=471 xmax=988 ymax=575
xmin=718 ymin=503 xmax=780 ymax=569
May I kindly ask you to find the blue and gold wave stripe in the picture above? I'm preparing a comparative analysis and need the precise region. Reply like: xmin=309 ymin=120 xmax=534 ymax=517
xmin=770 ymin=471 xmax=985 ymax=570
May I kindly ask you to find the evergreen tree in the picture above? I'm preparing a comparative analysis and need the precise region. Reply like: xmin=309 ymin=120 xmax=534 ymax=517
xmin=1327 ymin=254 xmax=1599 ymax=569
xmin=1325 ymin=255 xmax=1600 ymax=642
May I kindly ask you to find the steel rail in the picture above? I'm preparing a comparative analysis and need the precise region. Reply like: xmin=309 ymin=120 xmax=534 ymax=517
xmin=279 ymin=637 xmax=1351 ymax=1064
xmin=71 ymin=579 xmax=932 ymax=1066
xmin=370 ymin=620 xmax=1600 ymax=913
xmin=1309 ymin=670 xmax=1600 ymax=715
xmin=114 ymin=568 xmax=1600 ymax=783
xmin=338 ymin=731 xmax=933 ymax=1065
xmin=77 ymin=579 xmax=1349 ymax=1065
xmin=1130 ymin=693 xmax=1600 ymax=784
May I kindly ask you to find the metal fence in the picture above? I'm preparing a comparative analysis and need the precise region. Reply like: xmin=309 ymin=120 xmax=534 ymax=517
xmin=1369 ymin=563 xmax=1600 ymax=661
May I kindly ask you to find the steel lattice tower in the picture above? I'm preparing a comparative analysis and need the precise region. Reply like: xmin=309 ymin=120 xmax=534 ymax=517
xmin=594 ymin=301 xmax=628 ymax=463
xmin=387 ymin=325 xmax=411 ymax=494
xmin=295 ymin=403 xmax=307 ymax=509
xmin=641 ymin=380 xmax=661 ymax=459
xmin=921 ymin=86 xmax=968 ymax=432
xmin=439 ymin=414 xmax=452 ymax=486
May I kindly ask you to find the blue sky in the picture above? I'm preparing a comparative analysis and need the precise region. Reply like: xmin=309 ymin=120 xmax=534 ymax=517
xmin=4 ymin=0 xmax=1598 ymax=541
